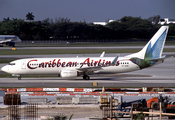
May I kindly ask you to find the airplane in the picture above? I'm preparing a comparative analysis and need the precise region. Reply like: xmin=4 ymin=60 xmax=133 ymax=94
xmin=0 ymin=35 xmax=22 ymax=47
xmin=1 ymin=26 xmax=169 ymax=80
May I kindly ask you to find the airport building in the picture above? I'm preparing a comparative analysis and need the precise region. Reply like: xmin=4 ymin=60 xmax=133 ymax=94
xmin=93 ymin=20 xmax=115 ymax=26
xmin=158 ymin=18 xmax=175 ymax=25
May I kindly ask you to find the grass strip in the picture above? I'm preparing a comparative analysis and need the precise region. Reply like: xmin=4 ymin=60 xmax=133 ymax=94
xmin=17 ymin=41 xmax=175 ymax=47
xmin=0 ymin=59 xmax=16 ymax=63
xmin=0 ymin=48 xmax=175 ymax=55
xmin=0 ymin=49 xmax=140 ymax=55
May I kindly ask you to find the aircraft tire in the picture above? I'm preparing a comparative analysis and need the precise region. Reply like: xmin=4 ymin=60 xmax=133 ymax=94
xmin=83 ymin=75 xmax=90 ymax=80
xmin=86 ymin=76 xmax=90 ymax=80
xmin=18 ymin=77 xmax=21 ymax=80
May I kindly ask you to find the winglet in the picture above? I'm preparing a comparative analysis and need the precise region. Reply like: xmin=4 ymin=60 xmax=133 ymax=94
xmin=100 ymin=51 xmax=105 ymax=57
xmin=112 ymin=54 xmax=119 ymax=66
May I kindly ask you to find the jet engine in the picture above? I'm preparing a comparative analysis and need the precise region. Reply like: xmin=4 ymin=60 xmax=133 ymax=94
xmin=60 ymin=70 xmax=77 ymax=78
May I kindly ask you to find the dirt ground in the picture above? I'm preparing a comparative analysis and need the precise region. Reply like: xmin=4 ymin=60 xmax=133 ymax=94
xmin=0 ymin=105 xmax=102 ymax=119
xmin=0 ymin=106 xmax=171 ymax=120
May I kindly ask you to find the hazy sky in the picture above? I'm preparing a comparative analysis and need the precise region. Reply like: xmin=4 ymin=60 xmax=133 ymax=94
xmin=0 ymin=0 xmax=175 ymax=22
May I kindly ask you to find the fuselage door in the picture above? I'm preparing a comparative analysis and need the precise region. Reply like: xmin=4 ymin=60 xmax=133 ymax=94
xmin=21 ymin=60 xmax=26 ymax=69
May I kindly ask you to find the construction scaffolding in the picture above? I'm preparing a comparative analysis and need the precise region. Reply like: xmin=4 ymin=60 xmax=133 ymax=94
xmin=101 ymin=95 xmax=118 ymax=119
xmin=4 ymin=94 xmax=21 ymax=105
xmin=24 ymin=103 xmax=38 ymax=120
xmin=8 ymin=105 xmax=21 ymax=120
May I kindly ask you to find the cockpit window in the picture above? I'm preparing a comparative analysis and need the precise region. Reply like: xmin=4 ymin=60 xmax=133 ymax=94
xmin=9 ymin=63 xmax=15 ymax=65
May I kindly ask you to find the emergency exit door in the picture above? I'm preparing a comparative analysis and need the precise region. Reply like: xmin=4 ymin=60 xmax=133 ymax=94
xmin=21 ymin=60 xmax=26 ymax=69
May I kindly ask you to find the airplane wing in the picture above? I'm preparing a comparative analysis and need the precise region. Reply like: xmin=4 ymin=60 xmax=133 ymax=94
xmin=77 ymin=66 xmax=103 ymax=72
xmin=77 ymin=55 xmax=119 ymax=73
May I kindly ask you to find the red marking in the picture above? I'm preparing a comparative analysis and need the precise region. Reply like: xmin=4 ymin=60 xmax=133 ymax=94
xmin=0 ymin=88 xmax=7 ymax=92
xmin=27 ymin=59 xmax=38 ymax=69
xmin=167 ymin=92 xmax=175 ymax=94
xmin=59 ymin=88 xmax=67 ymax=91
xmin=26 ymin=88 xmax=43 ymax=91
xmin=7 ymin=88 xmax=17 ymax=92
xmin=74 ymin=88 xmax=84 ymax=92
xmin=27 ymin=58 xmax=115 ymax=69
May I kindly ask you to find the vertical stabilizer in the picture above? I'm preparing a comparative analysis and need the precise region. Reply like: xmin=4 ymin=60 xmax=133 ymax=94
xmin=126 ymin=26 xmax=169 ymax=59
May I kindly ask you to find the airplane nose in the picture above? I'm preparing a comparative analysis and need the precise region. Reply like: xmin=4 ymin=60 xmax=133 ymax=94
xmin=1 ymin=65 xmax=8 ymax=73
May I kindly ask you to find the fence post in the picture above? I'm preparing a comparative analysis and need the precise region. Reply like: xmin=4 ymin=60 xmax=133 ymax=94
xmin=131 ymin=103 xmax=133 ymax=120
xmin=160 ymin=102 xmax=162 ymax=120
xmin=110 ymin=96 xmax=112 ymax=119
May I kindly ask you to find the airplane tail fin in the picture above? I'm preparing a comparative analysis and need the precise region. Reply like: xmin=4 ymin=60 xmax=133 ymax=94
xmin=127 ymin=26 xmax=169 ymax=60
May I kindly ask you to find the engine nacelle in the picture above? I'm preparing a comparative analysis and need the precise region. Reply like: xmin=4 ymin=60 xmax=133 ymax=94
xmin=60 ymin=70 xmax=77 ymax=78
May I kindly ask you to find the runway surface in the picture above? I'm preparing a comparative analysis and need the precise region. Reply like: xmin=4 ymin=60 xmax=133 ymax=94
xmin=0 ymin=55 xmax=174 ymax=88
xmin=0 ymin=76 xmax=174 ymax=88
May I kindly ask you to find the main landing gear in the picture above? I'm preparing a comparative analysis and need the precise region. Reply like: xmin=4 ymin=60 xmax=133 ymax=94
xmin=83 ymin=75 xmax=90 ymax=80
xmin=18 ymin=76 xmax=21 ymax=80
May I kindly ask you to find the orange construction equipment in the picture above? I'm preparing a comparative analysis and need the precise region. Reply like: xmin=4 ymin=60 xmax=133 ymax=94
xmin=147 ymin=97 xmax=159 ymax=108
xmin=147 ymin=96 xmax=175 ymax=109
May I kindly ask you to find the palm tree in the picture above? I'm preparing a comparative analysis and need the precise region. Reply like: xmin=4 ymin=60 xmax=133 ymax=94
xmin=26 ymin=12 xmax=35 ymax=22
xmin=3 ymin=17 xmax=10 ymax=22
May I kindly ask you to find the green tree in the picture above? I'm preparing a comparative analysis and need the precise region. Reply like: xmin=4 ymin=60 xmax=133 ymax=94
xmin=108 ymin=16 xmax=154 ymax=39
xmin=3 ymin=17 xmax=10 ymax=22
xmin=26 ymin=12 xmax=35 ymax=22
xmin=0 ymin=19 xmax=25 ymax=35
xmin=148 ymin=15 xmax=161 ymax=25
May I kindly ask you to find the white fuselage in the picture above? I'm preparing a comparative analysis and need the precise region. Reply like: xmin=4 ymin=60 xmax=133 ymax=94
xmin=0 ymin=35 xmax=21 ymax=43
xmin=1 ymin=26 xmax=169 ymax=80
xmin=2 ymin=57 xmax=140 ymax=76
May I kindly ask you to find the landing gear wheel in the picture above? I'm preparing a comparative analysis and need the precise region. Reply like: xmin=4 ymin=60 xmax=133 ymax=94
xmin=18 ymin=76 xmax=21 ymax=80
xmin=83 ymin=75 xmax=90 ymax=80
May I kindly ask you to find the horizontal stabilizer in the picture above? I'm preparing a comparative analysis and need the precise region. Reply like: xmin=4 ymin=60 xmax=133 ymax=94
xmin=150 ymin=55 xmax=166 ymax=62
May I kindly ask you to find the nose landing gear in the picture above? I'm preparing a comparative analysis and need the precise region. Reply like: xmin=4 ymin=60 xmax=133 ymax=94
xmin=12 ymin=74 xmax=21 ymax=80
